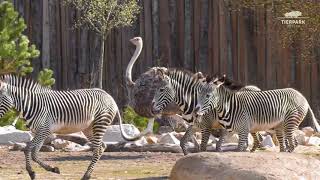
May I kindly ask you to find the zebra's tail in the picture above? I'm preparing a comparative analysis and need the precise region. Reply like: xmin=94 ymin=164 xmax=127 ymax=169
xmin=307 ymin=107 xmax=320 ymax=133
xmin=117 ymin=110 xmax=153 ymax=141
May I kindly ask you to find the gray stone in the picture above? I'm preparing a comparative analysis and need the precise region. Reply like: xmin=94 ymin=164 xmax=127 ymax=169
xmin=170 ymin=152 xmax=320 ymax=180
xmin=307 ymin=136 xmax=320 ymax=146
xmin=10 ymin=142 xmax=26 ymax=151
xmin=51 ymin=139 xmax=72 ymax=149
xmin=302 ymin=127 xmax=315 ymax=137
xmin=0 ymin=126 xmax=33 ymax=144
xmin=103 ymin=124 xmax=141 ymax=144
xmin=261 ymin=135 xmax=275 ymax=148
xmin=40 ymin=145 xmax=55 ymax=152
xmin=294 ymin=130 xmax=307 ymax=145
xmin=159 ymin=133 xmax=180 ymax=145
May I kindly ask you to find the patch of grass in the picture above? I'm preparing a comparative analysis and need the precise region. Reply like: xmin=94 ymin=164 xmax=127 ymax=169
xmin=123 ymin=106 xmax=159 ymax=133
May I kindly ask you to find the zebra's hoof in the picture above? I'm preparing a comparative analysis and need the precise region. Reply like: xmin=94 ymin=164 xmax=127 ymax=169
xmin=52 ymin=167 xmax=60 ymax=174
xmin=28 ymin=171 xmax=35 ymax=180
xmin=81 ymin=174 xmax=91 ymax=180
xmin=216 ymin=148 xmax=222 ymax=152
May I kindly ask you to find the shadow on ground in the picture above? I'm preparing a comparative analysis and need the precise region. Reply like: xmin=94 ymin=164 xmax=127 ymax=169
xmin=49 ymin=154 xmax=146 ymax=161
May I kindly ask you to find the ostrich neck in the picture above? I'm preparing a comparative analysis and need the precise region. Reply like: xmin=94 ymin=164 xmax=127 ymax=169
xmin=126 ymin=43 xmax=143 ymax=87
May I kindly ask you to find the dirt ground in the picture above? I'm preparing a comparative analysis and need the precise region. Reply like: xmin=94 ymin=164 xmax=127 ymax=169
xmin=0 ymin=145 xmax=319 ymax=180
xmin=0 ymin=146 xmax=183 ymax=180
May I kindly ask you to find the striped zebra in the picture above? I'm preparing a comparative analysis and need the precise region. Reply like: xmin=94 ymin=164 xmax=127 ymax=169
xmin=0 ymin=75 xmax=146 ymax=180
xmin=151 ymin=69 xmax=263 ymax=155
xmin=195 ymin=76 xmax=320 ymax=152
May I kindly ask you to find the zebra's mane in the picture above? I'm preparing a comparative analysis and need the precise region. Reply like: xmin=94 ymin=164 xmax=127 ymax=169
xmin=167 ymin=68 xmax=202 ymax=83
xmin=206 ymin=74 xmax=245 ymax=90
xmin=0 ymin=74 xmax=51 ymax=92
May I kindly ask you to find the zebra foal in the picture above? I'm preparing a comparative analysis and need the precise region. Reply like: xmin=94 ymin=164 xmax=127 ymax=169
xmin=0 ymin=75 xmax=146 ymax=180
xmin=195 ymin=76 xmax=320 ymax=152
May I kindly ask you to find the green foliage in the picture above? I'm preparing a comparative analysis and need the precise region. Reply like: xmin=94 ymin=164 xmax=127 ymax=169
xmin=37 ymin=68 xmax=55 ymax=88
xmin=123 ymin=106 xmax=159 ymax=133
xmin=0 ymin=1 xmax=40 ymax=75
xmin=64 ymin=0 xmax=140 ymax=39
xmin=0 ymin=1 xmax=55 ymax=130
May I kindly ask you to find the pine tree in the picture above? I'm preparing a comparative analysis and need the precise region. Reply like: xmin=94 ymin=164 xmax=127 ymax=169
xmin=0 ymin=1 xmax=55 ymax=129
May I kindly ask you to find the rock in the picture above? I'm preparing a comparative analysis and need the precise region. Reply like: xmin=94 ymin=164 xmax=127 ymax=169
xmin=209 ymin=135 xmax=217 ymax=144
xmin=306 ymin=136 xmax=320 ymax=146
xmin=294 ymin=130 xmax=307 ymax=145
xmin=158 ymin=126 xmax=173 ymax=134
xmin=146 ymin=136 xmax=158 ymax=144
xmin=223 ymin=133 xmax=238 ymax=144
xmin=51 ymin=139 xmax=72 ymax=149
xmin=247 ymin=133 xmax=253 ymax=146
xmin=194 ymin=132 xmax=202 ymax=140
xmin=172 ymin=132 xmax=184 ymax=141
xmin=40 ymin=145 xmax=55 ymax=152
xmin=159 ymin=133 xmax=180 ymax=145
xmin=44 ymin=134 xmax=57 ymax=145
xmin=56 ymin=132 xmax=88 ymax=146
xmin=170 ymin=152 xmax=320 ymax=180
xmin=0 ymin=126 xmax=33 ymax=144
xmin=64 ymin=143 xmax=91 ymax=152
xmin=301 ymin=127 xmax=315 ymax=137
xmin=102 ymin=124 xmax=141 ymax=144
xmin=261 ymin=135 xmax=275 ymax=148
xmin=124 ymin=137 xmax=148 ymax=147
xmin=10 ymin=142 xmax=26 ymax=151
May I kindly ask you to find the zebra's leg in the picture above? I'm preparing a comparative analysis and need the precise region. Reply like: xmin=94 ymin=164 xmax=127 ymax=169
xmin=24 ymin=127 xmax=59 ymax=179
xmin=237 ymin=130 xmax=249 ymax=152
xmin=250 ymin=132 xmax=261 ymax=152
xmin=180 ymin=125 xmax=193 ymax=155
xmin=275 ymin=128 xmax=286 ymax=152
xmin=284 ymin=121 xmax=299 ymax=153
xmin=216 ymin=129 xmax=227 ymax=152
xmin=200 ymin=127 xmax=211 ymax=152
xmin=82 ymin=121 xmax=108 ymax=180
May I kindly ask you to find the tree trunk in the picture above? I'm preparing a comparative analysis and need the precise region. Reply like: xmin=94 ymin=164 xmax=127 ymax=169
xmin=96 ymin=37 xmax=105 ymax=88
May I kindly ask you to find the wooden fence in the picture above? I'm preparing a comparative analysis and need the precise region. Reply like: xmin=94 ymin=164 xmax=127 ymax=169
xmin=11 ymin=0 xmax=320 ymax=118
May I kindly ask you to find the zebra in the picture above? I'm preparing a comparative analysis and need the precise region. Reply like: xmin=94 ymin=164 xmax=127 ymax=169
xmin=0 ymin=75 xmax=147 ymax=180
xmin=194 ymin=76 xmax=320 ymax=152
xmin=151 ymin=68 xmax=263 ymax=155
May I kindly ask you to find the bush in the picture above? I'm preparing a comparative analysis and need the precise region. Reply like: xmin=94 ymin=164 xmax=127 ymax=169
xmin=123 ymin=106 xmax=159 ymax=133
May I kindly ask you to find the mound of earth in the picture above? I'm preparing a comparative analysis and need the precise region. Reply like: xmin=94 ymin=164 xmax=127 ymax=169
xmin=170 ymin=152 xmax=320 ymax=180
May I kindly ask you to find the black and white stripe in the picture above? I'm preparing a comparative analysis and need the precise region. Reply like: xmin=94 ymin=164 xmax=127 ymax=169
xmin=0 ymin=74 xmax=143 ymax=180
xmin=196 ymin=79 xmax=320 ymax=152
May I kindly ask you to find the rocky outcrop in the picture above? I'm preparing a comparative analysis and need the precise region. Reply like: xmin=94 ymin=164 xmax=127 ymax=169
xmin=0 ymin=126 xmax=32 ymax=144
xmin=170 ymin=152 xmax=320 ymax=180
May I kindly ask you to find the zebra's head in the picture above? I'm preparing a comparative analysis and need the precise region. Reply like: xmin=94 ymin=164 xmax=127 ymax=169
xmin=0 ymin=80 xmax=13 ymax=118
xmin=151 ymin=70 xmax=175 ymax=115
xmin=195 ymin=76 xmax=224 ymax=116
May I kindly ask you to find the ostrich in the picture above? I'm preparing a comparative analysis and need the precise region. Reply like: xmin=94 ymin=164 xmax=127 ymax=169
xmin=125 ymin=37 xmax=193 ymax=140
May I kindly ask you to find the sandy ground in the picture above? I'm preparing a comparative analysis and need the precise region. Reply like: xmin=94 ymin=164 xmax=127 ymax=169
xmin=0 ymin=146 xmax=183 ymax=180
xmin=0 ymin=145 xmax=319 ymax=180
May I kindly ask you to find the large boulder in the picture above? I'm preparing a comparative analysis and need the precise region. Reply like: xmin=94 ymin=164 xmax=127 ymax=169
xmin=158 ymin=132 xmax=180 ymax=145
xmin=170 ymin=152 xmax=320 ymax=180
xmin=103 ymin=124 xmax=140 ymax=144
xmin=0 ymin=126 xmax=33 ymax=144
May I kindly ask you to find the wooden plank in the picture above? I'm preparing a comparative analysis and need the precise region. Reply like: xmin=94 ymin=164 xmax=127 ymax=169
xmin=169 ymin=0 xmax=178 ymax=67
xmin=238 ymin=9 xmax=247 ymax=83
xmin=193 ymin=0 xmax=200 ymax=71
xmin=212 ymin=0 xmax=219 ymax=74
xmin=199 ymin=0 xmax=208 ymax=73
xmin=257 ymin=7 xmax=265 ymax=88
xmin=184 ymin=0 xmax=193 ymax=70
xmin=60 ymin=3 xmax=68 ymax=89
xmin=231 ymin=9 xmax=238 ymax=81
xmin=144 ymin=0 xmax=153 ymax=68
xmin=218 ymin=0 xmax=227 ymax=76
xmin=207 ymin=0 xmax=213 ymax=75
xmin=138 ymin=0 xmax=145 ymax=73
xmin=30 ymin=1 xmax=43 ymax=77
xmin=151 ymin=0 xmax=159 ymax=65
xmin=176 ymin=0 xmax=184 ymax=67
xmin=159 ymin=0 xmax=171 ymax=67
xmin=265 ymin=7 xmax=273 ymax=89
xmin=42 ymin=0 xmax=50 ymax=69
